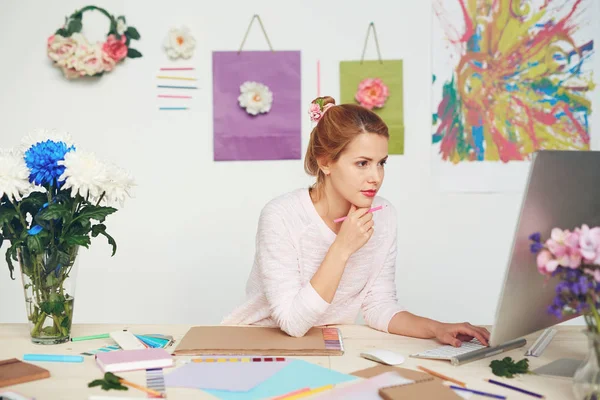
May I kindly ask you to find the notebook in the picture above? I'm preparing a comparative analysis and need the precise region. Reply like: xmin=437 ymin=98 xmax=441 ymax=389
xmin=95 ymin=348 xmax=173 ymax=373
xmin=0 ymin=358 xmax=50 ymax=388
xmin=351 ymin=365 xmax=463 ymax=400
xmin=173 ymin=326 xmax=344 ymax=356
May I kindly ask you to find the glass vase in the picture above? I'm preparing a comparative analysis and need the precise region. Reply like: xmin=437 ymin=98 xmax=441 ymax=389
xmin=18 ymin=245 xmax=80 ymax=344
xmin=573 ymin=330 xmax=600 ymax=400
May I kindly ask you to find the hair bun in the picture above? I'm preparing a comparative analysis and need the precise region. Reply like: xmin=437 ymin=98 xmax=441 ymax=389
xmin=312 ymin=96 xmax=336 ymax=106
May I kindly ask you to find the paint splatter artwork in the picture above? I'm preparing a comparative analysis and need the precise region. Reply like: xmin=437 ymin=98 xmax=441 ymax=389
xmin=432 ymin=0 xmax=594 ymax=164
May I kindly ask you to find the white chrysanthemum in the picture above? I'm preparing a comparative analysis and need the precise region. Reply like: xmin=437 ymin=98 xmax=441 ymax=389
xmin=0 ymin=149 xmax=34 ymax=201
xmin=116 ymin=19 xmax=127 ymax=35
xmin=100 ymin=163 xmax=135 ymax=208
xmin=20 ymin=129 xmax=76 ymax=153
xmin=238 ymin=81 xmax=273 ymax=115
xmin=57 ymin=151 xmax=107 ymax=201
xmin=163 ymin=26 xmax=196 ymax=59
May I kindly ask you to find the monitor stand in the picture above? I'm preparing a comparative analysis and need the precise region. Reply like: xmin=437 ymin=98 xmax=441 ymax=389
xmin=533 ymin=358 xmax=584 ymax=378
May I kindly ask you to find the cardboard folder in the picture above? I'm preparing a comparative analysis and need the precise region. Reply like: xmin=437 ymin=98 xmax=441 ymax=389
xmin=0 ymin=358 xmax=50 ymax=388
xmin=351 ymin=365 xmax=462 ymax=400
xmin=173 ymin=326 xmax=344 ymax=356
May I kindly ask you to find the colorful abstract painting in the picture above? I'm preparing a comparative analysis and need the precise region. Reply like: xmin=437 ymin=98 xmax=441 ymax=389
xmin=212 ymin=51 xmax=301 ymax=161
xmin=340 ymin=60 xmax=405 ymax=154
xmin=432 ymin=0 xmax=594 ymax=165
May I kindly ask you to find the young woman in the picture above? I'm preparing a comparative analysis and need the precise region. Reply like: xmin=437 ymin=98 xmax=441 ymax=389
xmin=222 ymin=96 xmax=490 ymax=347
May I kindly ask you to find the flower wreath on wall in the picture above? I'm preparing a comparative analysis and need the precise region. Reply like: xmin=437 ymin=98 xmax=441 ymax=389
xmin=47 ymin=6 xmax=142 ymax=79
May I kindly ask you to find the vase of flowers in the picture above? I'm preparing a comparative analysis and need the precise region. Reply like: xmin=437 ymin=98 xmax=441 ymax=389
xmin=0 ymin=131 xmax=134 ymax=344
xmin=530 ymin=226 xmax=600 ymax=400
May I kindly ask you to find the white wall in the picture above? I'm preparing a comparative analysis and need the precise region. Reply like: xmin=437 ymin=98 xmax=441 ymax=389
xmin=0 ymin=0 xmax=598 ymax=327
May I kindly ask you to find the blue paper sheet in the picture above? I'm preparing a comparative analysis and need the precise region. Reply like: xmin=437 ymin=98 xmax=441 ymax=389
xmin=204 ymin=359 xmax=358 ymax=400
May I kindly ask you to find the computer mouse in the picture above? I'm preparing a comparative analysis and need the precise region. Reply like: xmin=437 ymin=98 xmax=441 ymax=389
xmin=360 ymin=349 xmax=406 ymax=366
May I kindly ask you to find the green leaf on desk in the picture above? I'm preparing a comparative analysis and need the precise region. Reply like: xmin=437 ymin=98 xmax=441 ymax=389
xmin=490 ymin=357 xmax=530 ymax=378
xmin=88 ymin=372 xmax=128 ymax=391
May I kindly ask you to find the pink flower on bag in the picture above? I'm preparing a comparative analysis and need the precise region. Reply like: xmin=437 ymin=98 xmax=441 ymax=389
xmin=355 ymin=78 xmax=389 ymax=109
xmin=102 ymin=34 xmax=128 ymax=62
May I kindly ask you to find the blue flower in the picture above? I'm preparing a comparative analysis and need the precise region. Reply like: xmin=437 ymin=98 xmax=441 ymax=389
xmin=528 ymin=232 xmax=541 ymax=243
xmin=24 ymin=140 xmax=75 ymax=186
xmin=27 ymin=225 xmax=43 ymax=235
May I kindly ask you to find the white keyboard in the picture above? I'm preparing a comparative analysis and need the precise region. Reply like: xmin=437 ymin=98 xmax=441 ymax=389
xmin=410 ymin=339 xmax=486 ymax=361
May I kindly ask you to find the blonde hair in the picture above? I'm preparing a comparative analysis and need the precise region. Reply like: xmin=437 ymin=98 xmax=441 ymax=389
xmin=304 ymin=96 xmax=389 ymax=199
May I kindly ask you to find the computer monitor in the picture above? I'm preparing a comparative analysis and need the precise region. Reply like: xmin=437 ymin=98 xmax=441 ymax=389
xmin=488 ymin=150 xmax=600 ymax=375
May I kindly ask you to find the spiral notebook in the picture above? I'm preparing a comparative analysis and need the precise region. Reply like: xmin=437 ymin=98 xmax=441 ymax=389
xmin=173 ymin=326 xmax=344 ymax=356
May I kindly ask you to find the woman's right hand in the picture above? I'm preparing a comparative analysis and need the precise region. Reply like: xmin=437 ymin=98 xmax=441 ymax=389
xmin=333 ymin=205 xmax=375 ymax=259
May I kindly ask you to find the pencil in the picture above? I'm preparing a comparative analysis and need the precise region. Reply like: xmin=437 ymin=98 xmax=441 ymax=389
xmin=417 ymin=365 xmax=466 ymax=387
xmin=119 ymin=379 xmax=164 ymax=398
xmin=485 ymin=379 xmax=545 ymax=398
xmin=271 ymin=387 xmax=310 ymax=399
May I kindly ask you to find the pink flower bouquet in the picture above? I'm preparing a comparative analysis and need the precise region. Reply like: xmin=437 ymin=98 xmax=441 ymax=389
xmin=529 ymin=225 xmax=600 ymax=331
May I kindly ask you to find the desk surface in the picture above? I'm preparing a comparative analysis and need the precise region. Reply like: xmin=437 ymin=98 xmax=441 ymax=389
xmin=0 ymin=324 xmax=588 ymax=400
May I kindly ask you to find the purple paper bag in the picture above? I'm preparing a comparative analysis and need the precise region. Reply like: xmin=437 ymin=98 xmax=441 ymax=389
xmin=212 ymin=51 xmax=302 ymax=161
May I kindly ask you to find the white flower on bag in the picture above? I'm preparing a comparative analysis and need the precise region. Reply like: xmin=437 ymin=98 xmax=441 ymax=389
xmin=0 ymin=150 xmax=33 ymax=202
xmin=163 ymin=26 xmax=196 ymax=59
xmin=238 ymin=81 xmax=273 ymax=116
xmin=100 ymin=163 xmax=136 ymax=208
xmin=58 ymin=151 xmax=108 ymax=201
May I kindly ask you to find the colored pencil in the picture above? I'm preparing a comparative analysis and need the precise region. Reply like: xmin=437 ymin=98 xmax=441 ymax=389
xmin=120 ymin=379 xmax=165 ymax=398
xmin=156 ymin=76 xmax=197 ymax=81
xmin=485 ymin=379 xmax=545 ymax=398
xmin=159 ymin=107 xmax=188 ymax=110
xmin=70 ymin=333 xmax=109 ymax=341
xmin=417 ymin=365 xmax=466 ymax=387
xmin=279 ymin=384 xmax=333 ymax=399
xmin=333 ymin=205 xmax=386 ymax=223
xmin=160 ymin=67 xmax=195 ymax=71
xmin=157 ymin=85 xmax=198 ymax=89
xmin=158 ymin=95 xmax=192 ymax=99
xmin=271 ymin=388 xmax=310 ymax=399
xmin=450 ymin=385 xmax=506 ymax=399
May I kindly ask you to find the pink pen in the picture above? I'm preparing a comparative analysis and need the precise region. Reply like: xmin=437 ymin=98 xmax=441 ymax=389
xmin=334 ymin=205 xmax=386 ymax=223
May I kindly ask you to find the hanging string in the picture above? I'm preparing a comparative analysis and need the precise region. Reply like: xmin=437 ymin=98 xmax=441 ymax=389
xmin=360 ymin=22 xmax=383 ymax=64
xmin=238 ymin=14 xmax=274 ymax=54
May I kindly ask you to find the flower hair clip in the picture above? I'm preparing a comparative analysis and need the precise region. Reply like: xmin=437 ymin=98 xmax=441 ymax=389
xmin=308 ymin=100 xmax=334 ymax=123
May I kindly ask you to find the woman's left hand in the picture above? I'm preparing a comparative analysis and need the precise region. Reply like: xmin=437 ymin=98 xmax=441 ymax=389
xmin=433 ymin=322 xmax=490 ymax=347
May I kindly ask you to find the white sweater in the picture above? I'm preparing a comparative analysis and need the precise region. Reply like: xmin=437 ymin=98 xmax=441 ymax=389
xmin=221 ymin=188 xmax=405 ymax=337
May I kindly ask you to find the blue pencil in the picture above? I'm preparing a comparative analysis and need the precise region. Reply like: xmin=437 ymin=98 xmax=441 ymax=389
xmin=159 ymin=107 xmax=188 ymax=110
xmin=157 ymin=85 xmax=198 ymax=89
xmin=450 ymin=385 xmax=506 ymax=399
xmin=485 ymin=379 xmax=545 ymax=398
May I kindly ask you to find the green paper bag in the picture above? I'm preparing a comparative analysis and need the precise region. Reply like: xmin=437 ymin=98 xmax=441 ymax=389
xmin=339 ymin=60 xmax=404 ymax=154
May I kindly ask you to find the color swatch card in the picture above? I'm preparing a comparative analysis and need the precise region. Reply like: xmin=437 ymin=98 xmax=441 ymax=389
xmin=173 ymin=326 xmax=343 ymax=356
xmin=164 ymin=359 xmax=290 ymax=391
xmin=201 ymin=359 xmax=357 ymax=400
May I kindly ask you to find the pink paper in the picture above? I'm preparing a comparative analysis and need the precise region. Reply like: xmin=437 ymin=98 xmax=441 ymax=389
xmin=164 ymin=360 xmax=290 ymax=392
xmin=314 ymin=371 xmax=413 ymax=399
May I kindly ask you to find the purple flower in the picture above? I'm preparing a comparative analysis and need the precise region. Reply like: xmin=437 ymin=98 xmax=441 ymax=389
xmin=529 ymin=232 xmax=541 ymax=243
xmin=530 ymin=242 xmax=544 ymax=254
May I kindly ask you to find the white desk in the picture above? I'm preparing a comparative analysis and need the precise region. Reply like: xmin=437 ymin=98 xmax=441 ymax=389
xmin=0 ymin=324 xmax=588 ymax=399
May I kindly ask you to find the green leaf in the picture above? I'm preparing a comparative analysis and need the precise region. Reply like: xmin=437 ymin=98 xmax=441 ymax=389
xmin=46 ymin=274 xmax=59 ymax=288
xmin=88 ymin=372 xmax=128 ymax=391
xmin=125 ymin=27 xmax=140 ymax=40
xmin=40 ymin=301 xmax=52 ymax=315
xmin=37 ymin=203 xmax=70 ymax=221
xmin=127 ymin=48 xmax=142 ymax=58
xmin=61 ymin=316 xmax=70 ymax=328
xmin=76 ymin=206 xmax=117 ymax=223
xmin=55 ymin=28 xmax=70 ymax=37
xmin=57 ymin=250 xmax=71 ymax=266
xmin=92 ymin=224 xmax=117 ymax=256
xmin=64 ymin=235 xmax=91 ymax=248
xmin=0 ymin=233 xmax=4 ymax=250
xmin=0 ymin=207 xmax=18 ymax=226
xmin=490 ymin=357 xmax=530 ymax=378
xmin=26 ymin=234 xmax=43 ymax=254
xmin=68 ymin=19 xmax=82 ymax=34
